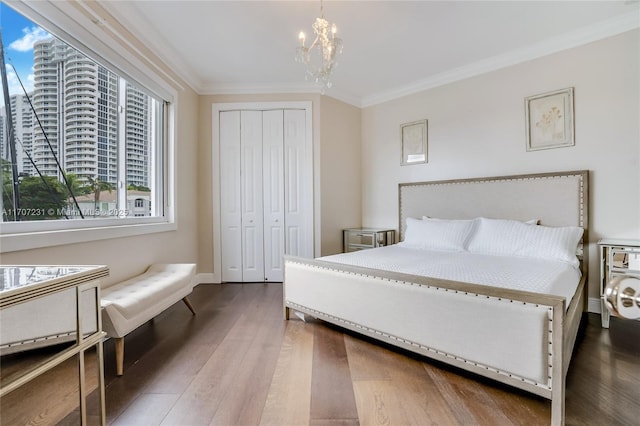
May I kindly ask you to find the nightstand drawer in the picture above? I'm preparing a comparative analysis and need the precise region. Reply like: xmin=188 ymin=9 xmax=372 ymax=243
xmin=609 ymin=247 xmax=640 ymax=275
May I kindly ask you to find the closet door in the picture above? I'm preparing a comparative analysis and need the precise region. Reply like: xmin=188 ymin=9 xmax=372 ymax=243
xmin=263 ymin=110 xmax=285 ymax=281
xmin=240 ymin=111 xmax=265 ymax=282
xmin=284 ymin=109 xmax=313 ymax=258
xmin=218 ymin=105 xmax=311 ymax=283
xmin=220 ymin=111 xmax=242 ymax=282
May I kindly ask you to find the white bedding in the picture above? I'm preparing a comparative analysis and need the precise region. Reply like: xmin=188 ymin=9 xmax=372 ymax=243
xmin=319 ymin=245 xmax=581 ymax=306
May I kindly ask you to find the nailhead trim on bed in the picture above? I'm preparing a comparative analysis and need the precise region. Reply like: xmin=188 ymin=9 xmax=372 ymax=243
xmin=289 ymin=260 xmax=557 ymax=391
xmin=287 ymin=294 xmax=554 ymax=391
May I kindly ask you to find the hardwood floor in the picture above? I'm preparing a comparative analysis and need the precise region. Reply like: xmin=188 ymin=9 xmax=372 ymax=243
xmin=2 ymin=282 xmax=639 ymax=425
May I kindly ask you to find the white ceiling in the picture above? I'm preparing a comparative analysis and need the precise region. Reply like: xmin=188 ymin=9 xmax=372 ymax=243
xmin=104 ymin=1 xmax=639 ymax=107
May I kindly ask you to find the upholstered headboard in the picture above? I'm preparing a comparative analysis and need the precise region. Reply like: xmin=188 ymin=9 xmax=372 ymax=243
xmin=398 ymin=170 xmax=589 ymax=258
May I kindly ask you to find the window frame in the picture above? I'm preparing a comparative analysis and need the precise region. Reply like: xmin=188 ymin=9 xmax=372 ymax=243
xmin=0 ymin=1 xmax=177 ymax=253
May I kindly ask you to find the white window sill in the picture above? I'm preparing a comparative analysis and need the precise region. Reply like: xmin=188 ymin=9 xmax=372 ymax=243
xmin=0 ymin=220 xmax=177 ymax=253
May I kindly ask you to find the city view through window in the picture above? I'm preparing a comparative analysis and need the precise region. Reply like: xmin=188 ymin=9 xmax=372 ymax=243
xmin=1 ymin=4 xmax=163 ymax=222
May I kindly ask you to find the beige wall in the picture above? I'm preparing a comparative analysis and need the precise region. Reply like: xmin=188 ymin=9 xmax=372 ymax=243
xmin=319 ymin=96 xmax=362 ymax=255
xmin=0 ymin=87 xmax=201 ymax=286
xmin=361 ymin=30 xmax=640 ymax=304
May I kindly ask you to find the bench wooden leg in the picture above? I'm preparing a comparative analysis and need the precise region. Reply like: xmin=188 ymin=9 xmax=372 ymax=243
xmin=115 ymin=337 xmax=124 ymax=376
xmin=182 ymin=296 xmax=196 ymax=315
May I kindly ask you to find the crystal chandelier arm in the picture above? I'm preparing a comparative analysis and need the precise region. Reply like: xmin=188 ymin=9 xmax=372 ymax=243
xmin=308 ymin=34 xmax=321 ymax=51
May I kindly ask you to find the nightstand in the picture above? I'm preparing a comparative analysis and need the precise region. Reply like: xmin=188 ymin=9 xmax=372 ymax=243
xmin=343 ymin=228 xmax=396 ymax=253
xmin=598 ymin=238 xmax=640 ymax=328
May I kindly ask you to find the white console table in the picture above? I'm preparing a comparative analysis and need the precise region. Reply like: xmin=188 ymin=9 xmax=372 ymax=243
xmin=0 ymin=265 xmax=109 ymax=425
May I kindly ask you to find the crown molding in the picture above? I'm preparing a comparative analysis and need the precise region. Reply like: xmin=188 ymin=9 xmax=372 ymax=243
xmin=200 ymin=82 xmax=362 ymax=107
xmin=323 ymin=89 xmax=362 ymax=108
xmin=360 ymin=10 xmax=639 ymax=108
xmin=99 ymin=1 xmax=202 ymax=95
xmin=200 ymin=82 xmax=318 ymax=96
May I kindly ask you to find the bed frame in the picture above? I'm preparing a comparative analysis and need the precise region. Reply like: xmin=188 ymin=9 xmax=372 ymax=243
xmin=283 ymin=170 xmax=588 ymax=425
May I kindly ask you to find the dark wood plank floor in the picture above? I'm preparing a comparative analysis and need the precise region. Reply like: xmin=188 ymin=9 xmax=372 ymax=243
xmin=2 ymin=283 xmax=639 ymax=425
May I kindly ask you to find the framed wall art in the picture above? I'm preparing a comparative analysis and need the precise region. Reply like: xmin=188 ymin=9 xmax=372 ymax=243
xmin=525 ymin=87 xmax=574 ymax=151
xmin=401 ymin=119 xmax=428 ymax=165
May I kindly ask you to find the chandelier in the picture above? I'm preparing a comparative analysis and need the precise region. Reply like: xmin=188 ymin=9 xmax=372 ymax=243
xmin=295 ymin=0 xmax=343 ymax=92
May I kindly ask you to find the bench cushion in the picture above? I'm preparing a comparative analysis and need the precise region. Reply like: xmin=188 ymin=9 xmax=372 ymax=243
xmin=101 ymin=263 xmax=196 ymax=338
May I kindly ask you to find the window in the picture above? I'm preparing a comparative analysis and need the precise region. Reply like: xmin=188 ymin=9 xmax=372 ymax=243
xmin=0 ymin=3 xmax=173 ymax=250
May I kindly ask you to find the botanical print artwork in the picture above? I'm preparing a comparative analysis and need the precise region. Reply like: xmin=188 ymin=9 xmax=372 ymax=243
xmin=526 ymin=88 xmax=574 ymax=151
xmin=403 ymin=125 xmax=424 ymax=159
xmin=532 ymin=96 xmax=566 ymax=145
xmin=401 ymin=119 xmax=428 ymax=165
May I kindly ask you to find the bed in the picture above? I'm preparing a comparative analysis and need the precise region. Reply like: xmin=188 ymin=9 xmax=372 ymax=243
xmin=283 ymin=170 xmax=588 ymax=426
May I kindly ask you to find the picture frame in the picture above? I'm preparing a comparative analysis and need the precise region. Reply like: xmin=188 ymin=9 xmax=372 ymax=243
xmin=525 ymin=87 xmax=574 ymax=151
xmin=401 ymin=119 xmax=428 ymax=165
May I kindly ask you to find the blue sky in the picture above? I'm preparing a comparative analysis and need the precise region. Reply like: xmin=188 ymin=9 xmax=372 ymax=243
xmin=1 ymin=3 xmax=51 ymax=95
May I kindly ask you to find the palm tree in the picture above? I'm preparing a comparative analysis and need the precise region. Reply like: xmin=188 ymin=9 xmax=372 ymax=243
xmin=63 ymin=173 xmax=88 ymax=197
xmin=61 ymin=172 xmax=88 ymax=215
xmin=86 ymin=176 xmax=114 ymax=216
xmin=1 ymin=159 xmax=16 ymax=220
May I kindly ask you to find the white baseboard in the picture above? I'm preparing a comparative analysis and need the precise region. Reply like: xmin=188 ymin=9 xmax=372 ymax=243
xmin=588 ymin=297 xmax=601 ymax=314
xmin=195 ymin=273 xmax=219 ymax=285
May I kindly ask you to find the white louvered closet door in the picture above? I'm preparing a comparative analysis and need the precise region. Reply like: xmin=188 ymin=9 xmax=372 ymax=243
xmin=263 ymin=110 xmax=285 ymax=282
xmin=220 ymin=111 xmax=242 ymax=282
xmin=240 ymin=111 xmax=265 ymax=282
xmin=219 ymin=107 xmax=310 ymax=283
xmin=284 ymin=109 xmax=313 ymax=259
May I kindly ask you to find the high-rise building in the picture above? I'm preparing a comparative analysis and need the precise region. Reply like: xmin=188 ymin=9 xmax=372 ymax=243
xmin=31 ymin=38 xmax=63 ymax=179
xmin=12 ymin=94 xmax=35 ymax=176
xmin=0 ymin=112 xmax=5 ymax=161
xmin=27 ymin=37 xmax=151 ymax=188
xmin=96 ymin=66 xmax=118 ymax=184
xmin=0 ymin=95 xmax=34 ymax=175
xmin=125 ymin=85 xmax=150 ymax=188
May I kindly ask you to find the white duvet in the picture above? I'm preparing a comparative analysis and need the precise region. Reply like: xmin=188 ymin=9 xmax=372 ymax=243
xmin=319 ymin=245 xmax=581 ymax=305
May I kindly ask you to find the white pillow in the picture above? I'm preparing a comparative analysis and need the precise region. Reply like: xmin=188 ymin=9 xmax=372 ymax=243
xmin=467 ymin=217 xmax=583 ymax=266
xmin=423 ymin=216 xmax=539 ymax=225
xmin=401 ymin=217 xmax=475 ymax=252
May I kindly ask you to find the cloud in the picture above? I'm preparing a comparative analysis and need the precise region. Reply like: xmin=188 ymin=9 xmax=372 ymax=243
xmin=5 ymin=65 xmax=21 ymax=94
xmin=9 ymin=26 xmax=50 ymax=52
xmin=3 ymin=64 xmax=34 ymax=96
